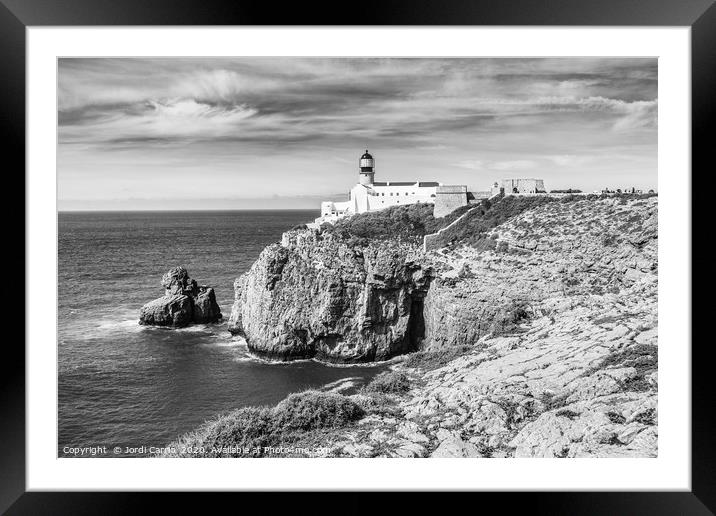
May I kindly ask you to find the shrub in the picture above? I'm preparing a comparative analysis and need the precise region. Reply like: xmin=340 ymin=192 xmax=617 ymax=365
xmin=496 ymin=241 xmax=509 ymax=253
xmin=601 ymin=233 xmax=619 ymax=246
xmin=632 ymin=408 xmax=656 ymax=425
xmin=583 ymin=344 xmax=658 ymax=393
xmin=320 ymin=202 xmax=481 ymax=246
xmin=363 ymin=371 xmax=410 ymax=394
xmin=353 ymin=392 xmax=404 ymax=417
xmin=165 ymin=406 xmax=275 ymax=457
xmin=272 ymin=391 xmax=365 ymax=431
xmin=606 ymin=411 xmax=626 ymax=424
xmin=540 ymin=392 xmax=570 ymax=411
xmin=555 ymin=409 xmax=581 ymax=420
xmin=431 ymin=195 xmax=560 ymax=250
xmin=457 ymin=263 xmax=476 ymax=279
xmin=599 ymin=344 xmax=658 ymax=375
xmin=489 ymin=300 xmax=532 ymax=335
xmin=161 ymin=390 xmax=364 ymax=457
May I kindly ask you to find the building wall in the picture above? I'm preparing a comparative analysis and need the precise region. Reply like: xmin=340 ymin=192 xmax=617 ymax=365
xmin=501 ymin=178 xmax=546 ymax=194
xmin=433 ymin=185 xmax=468 ymax=218
xmin=318 ymin=182 xmax=438 ymax=223
xmin=362 ymin=183 xmax=437 ymax=212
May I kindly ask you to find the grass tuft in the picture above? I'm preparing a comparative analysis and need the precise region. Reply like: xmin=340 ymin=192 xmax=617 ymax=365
xmin=363 ymin=371 xmax=411 ymax=394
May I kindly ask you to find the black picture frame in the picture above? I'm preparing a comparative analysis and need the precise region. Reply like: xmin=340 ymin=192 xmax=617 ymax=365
xmin=3 ymin=0 xmax=712 ymax=513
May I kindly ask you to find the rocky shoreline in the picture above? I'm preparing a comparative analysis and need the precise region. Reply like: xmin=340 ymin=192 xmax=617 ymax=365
xmin=164 ymin=194 xmax=658 ymax=458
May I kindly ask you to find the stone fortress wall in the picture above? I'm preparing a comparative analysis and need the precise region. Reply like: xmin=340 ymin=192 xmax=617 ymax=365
xmin=433 ymin=185 xmax=469 ymax=218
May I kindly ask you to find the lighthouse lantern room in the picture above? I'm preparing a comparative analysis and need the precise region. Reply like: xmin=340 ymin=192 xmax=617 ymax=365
xmin=359 ymin=150 xmax=375 ymax=186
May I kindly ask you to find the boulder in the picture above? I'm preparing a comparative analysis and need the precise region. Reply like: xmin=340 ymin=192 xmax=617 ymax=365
xmin=192 ymin=287 xmax=222 ymax=324
xmin=139 ymin=267 xmax=222 ymax=328
xmin=139 ymin=294 xmax=193 ymax=327
xmin=162 ymin=266 xmax=193 ymax=295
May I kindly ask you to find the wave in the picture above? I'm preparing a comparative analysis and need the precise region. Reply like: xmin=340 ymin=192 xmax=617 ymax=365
xmin=313 ymin=355 xmax=403 ymax=369
xmin=319 ymin=376 xmax=364 ymax=393
xmin=97 ymin=318 xmax=142 ymax=331
xmin=230 ymin=348 xmax=401 ymax=369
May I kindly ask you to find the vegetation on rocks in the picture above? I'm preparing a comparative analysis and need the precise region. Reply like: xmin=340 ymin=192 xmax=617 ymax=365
xmin=177 ymin=194 xmax=660 ymax=459
xmin=403 ymin=345 xmax=476 ymax=371
xmin=428 ymin=195 xmax=558 ymax=249
xmin=363 ymin=371 xmax=411 ymax=394
xmin=320 ymin=202 xmax=474 ymax=245
xmin=161 ymin=391 xmax=364 ymax=457
xmin=429 ymin=193 xmax=656 ymax=250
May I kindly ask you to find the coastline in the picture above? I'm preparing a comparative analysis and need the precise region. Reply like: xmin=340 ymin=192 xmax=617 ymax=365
xmin=161 ymin=194 xmax=658 ymax=458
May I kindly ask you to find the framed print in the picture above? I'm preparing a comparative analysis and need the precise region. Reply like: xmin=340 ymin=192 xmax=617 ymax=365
xmin=5 ymin=0 xmax=713 ymax=512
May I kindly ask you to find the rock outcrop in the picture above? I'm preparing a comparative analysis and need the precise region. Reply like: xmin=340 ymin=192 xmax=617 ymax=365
xmin=172 ymin=195 xmax=659 ymax=458
xmin=228 ymin=231 xmax=431 ymax=362
xmin=257 ymin=196 xmax=659 ymax=458
xmin=139 ymin=267 xmax=222 ymax=327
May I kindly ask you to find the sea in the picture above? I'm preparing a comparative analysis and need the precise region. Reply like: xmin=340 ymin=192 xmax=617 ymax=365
xmin=58 ymin=210 xmax=389 ymax=457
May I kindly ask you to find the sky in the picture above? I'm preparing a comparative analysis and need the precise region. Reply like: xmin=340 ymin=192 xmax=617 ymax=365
xmin=58 ymin=57 xmax=657 ymax=211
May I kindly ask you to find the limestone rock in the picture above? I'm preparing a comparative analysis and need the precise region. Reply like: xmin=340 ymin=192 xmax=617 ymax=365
xmin=171 ymin=196 xmax=659 ymax=458
xmin=192 ymin=287 xmax=222 ymax=324
xmin=228 ymin=231 xmax=432 ymax=362
xmin=139 ymin=294 xmax=193 ymax=328
xmin=430 ymin=436 xmax=481 ymax=457
xmin=139 ymin=267 xmax=222 ymax=327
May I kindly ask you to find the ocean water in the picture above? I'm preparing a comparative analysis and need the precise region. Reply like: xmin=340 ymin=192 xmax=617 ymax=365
xmin=58 ymin=210 xmax=388 ymax=457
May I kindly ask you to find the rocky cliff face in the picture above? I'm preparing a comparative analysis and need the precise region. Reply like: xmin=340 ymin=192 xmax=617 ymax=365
xmin=139 ymin=267 xmax=222 ymax=327
xmin=229 ymin=196 xmax=657 ymax=364
xmin=422 ymin=196 xmax=657 ymax=351
xmin=174 ymin=195 xmax=658 ymax=458
xmin=228 ymin=230 xmax=431 ymax=362
xmin=271 ymin=196 xmax=659 ymax=458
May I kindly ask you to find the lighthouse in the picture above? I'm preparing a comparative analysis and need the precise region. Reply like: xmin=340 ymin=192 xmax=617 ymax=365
xmin=359 ymin=150 xmax=375 ymax=186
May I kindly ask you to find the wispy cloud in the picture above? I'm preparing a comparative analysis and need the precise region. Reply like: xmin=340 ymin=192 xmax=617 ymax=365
xmin=57 ymin=57 xmax=658 ymax=209
xmin=454 ymin=159 xmax=538 ymax=171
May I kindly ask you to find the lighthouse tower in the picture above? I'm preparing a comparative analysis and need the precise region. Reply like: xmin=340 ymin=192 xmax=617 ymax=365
xmin=359 ymin=150 xmax=375 ymax=186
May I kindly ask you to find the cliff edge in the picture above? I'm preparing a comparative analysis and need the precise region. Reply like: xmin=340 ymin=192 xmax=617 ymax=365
xmin=175 ymin=195 xmax=659 ymax=458
xmin=228 ymin=231 xmax=431 ymax=362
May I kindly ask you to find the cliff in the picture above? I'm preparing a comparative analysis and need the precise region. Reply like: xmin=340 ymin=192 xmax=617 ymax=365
xmin=228 ymin=195 xmax=657 ymax=362
xmin=280 ymin=195 xmax=659 ymax=458
xmin=228 ymin=230 xmax=431 ymax=362
xmin=171 ymin=194 xmax=658 ymax=458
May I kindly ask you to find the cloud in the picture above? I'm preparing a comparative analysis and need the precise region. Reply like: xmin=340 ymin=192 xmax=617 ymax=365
xmin=546 ymin=154 xmax=594 ymax=166
xmin=454 ymin=159 xmax=537 ymax=171
xmin=454 ymin=160 xmax=485 ymax=170
xmin=58 ymin=58 xmax=658 ymax=148
xmin=533 ymin=96 xmax=657 ymax=130
xmin=61 ymin=98 xmax=259 ymax=144
xmin=57 ymin=57 xmax=658 ymax=210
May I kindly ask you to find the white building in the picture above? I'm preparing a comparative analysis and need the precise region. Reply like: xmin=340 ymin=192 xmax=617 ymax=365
xmin=312 ymin=150 xmax=546 ymax=227
xmin=315 ymin=150 xmax=442 ymax=225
